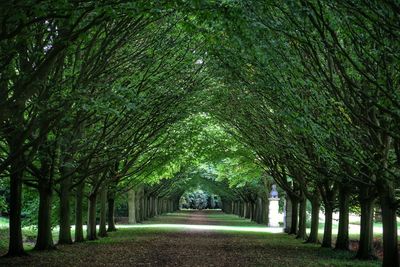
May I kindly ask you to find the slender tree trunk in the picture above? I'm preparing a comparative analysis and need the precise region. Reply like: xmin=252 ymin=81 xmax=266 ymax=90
xmin=296 ymin=197 xmax=307 ymax=239
xmin=138 ymin=194 xmax=143 ymax=220
xmin=321 ymin=205 xmax=333 ymax=248
xmin=98 ymin=188 xmax=107 ymax=237
xmin=262 ymin=197 xmax=269 ymax=224
xmin=356 ymin=196 xmax=375 ymax=259
xmin=246 ymin=202 xmax=251 ymax=219
xmin=289 ymin=197 xmax=299 ymax=235
xmin=154 ymin=197 xmax=158 ymax=216
xmin=335 ymin=186 xmax=350 ymax=250
xmin=35 ymin=183 xmax=55 ymax=250
xmin=140 ymin=196 xmax=145 ymax=220
xmin=58 ymin=176 xmax=72 ymax=244
xmin=74 ymin=182 xmax=84 ymax=242
xmin=128 ymin=189 xmax=136 ymax=224
xmin=6 ymin=101 xmax=26 ymax=256
xmin=87 ymin=193 xmax=97 ymax=240
xmin=107 ymin=196 xmax=117 ymax=232
xmin=251 ymin=203 xmax=256 ymax=222
xmin=306 ymin=198 xmax=320 ymax=243
xmin=380 ymin=190 xmax=399 ymax=267
xmin=247 ymin=202 xmax=251 ymax=219
xmin=7 ymin=156 xmax=25 ymax=256
xmin=141 ymin=196 xmax=145 ymax=220
xmin=257 ymin=197 xmax=263 ymax=223
xmin=150 ymin=197 xmax=154 ymax=215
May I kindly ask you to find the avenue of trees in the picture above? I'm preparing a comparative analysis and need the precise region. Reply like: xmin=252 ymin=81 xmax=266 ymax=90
xmin=0 ymin=1 xmax=399 ymax=267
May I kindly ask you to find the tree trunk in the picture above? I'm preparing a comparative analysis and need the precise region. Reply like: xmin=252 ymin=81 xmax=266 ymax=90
xmin=74 ymin=182 xmax=84 ymax=242
xmin=98 ymin=188 xmax=107 ymax=237
xmin=58 ymin=176 xmax=72 ymax=244
xmin=335 ymin=186 xmax=350 ymax=250
xmin=380 ymin=190 xmax=399 ymax=267
xmin=321 ymin=205 xmax=333 ymax=248
xmin=35 ymin=183 xmax=55 ymax=250
xmin=306 ymin=198 xmax=320 ymax=244
xmin=128 ymin=189 xmax=137 ymax=224
xmin=154 ymin=197 xmax=158 ymax=216
xmin=296 ymin=197 xmax=307 ymax=239
xmin=140 ymin=196 xmax=145 ymax=220
xmin=257 ymin=197 xmax=263 ymax=224
xmin=87 ymin=193 xmax=97 ymax=240
xmin=262 ymin=197 xmax=269 ymax=224
xmin=6 ymin=100 xmax=26 ymax=256
xmin=251 ymin=203 xmax=256 ymax=222
xmin=107 ymin=196 xmax=117 ymax=232
xmin=246 ymin=202 xmax=251 ymax=219
xmin=356 ymin=196 xmax=375 ymax=259
xmin=289 ymin=197 xmax=299 ymax=235
xmin=7 ymin=155 xmax=25 ymax=256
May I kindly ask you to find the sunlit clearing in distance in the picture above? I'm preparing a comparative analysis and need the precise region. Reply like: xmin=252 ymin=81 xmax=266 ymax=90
xmin=118 ymin=224 xmax=284 ymax=233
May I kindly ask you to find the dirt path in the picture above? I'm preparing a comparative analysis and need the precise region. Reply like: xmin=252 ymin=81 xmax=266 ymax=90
xmin=0 ymin=210 xmax=379 ymax=267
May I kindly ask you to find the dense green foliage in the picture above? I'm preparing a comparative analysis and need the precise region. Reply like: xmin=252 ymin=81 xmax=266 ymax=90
xmin=0 ymin=1 xmax=399 ymax=266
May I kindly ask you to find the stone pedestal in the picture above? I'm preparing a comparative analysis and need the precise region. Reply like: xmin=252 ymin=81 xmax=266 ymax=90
xmin=268 ymin=197 xmax=280 ymax=227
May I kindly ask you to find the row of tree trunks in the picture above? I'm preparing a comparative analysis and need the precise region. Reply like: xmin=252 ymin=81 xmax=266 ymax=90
xmin=127 ymin=188 xmax=178 ymax=225
xmin=284 ymin=185 xmax=382 ymax=263
xmin=230 ymin=198 xmax=269 ymax=226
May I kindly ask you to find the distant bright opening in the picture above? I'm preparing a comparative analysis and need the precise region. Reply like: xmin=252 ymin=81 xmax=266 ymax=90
xmin=179 ymin=189 xmax=221 ymax=210
xmin=117 ymin=224 xmax=284 ymax=233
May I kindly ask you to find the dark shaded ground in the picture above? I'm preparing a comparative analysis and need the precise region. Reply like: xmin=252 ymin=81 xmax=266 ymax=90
xmin=0 ymin=210 xmax=379 ymax=267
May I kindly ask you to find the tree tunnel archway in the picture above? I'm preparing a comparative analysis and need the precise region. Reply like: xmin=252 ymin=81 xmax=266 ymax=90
xmin=125 ymin=164 xmax=283 ymax=228
xmin=2 ymin=2 xmax=398 ymax=265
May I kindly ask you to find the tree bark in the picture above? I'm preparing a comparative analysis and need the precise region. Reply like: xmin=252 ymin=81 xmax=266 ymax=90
xmin=136 ymin=195 xmax=142 ymax=222
xmin=321 ymin=205 xmax=333 ymax=248
xmin=356 ymin=196 xmax=375 ymax=259
xmin=251 ymin=203 xmax=256 ymax=222
xmin=58 ymin=175 xmax=72 ymax=244
xmin=98 ymin=188 xmax=107 ymax=237
xmin=289 ymin=197 xmax=299 ymax=235
xmin=256 ymin=197 xmax=263 ymax=224
xmin=262 ymin=197 xmax=269 ymax=224
xmin=296 ymin=196 xmax=307 ymax=239
xmin=335 ymin=186 xmax=350 ymax=250
xmin=74 ymin=182 xmax=84 ymax=242
xmin=7 ymin=155 xmax=25 ymax=256
xmin=5 ymin=96 xmax=26 ymax=256
xmin=128 ymin=189 xmax=137 ymax=224
xmin=87 ymin=193 xmax=97 ymax=240
xmin=154 ymin=197 xmax=158 ymax=216
xmin=34 ymin=182 xmax=55 ymax=250
xmin=140 ymin=196 xmax=145 ymax=220
xmin=246 ymin=202 xmax=251 ymax=219
xmin=306 ymin=198 xmax=320 ymax=244
xmin=107 ymin=195 xmax=117 ymax=232
xmin=380 ymin=190 xmax=399 ymax=267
